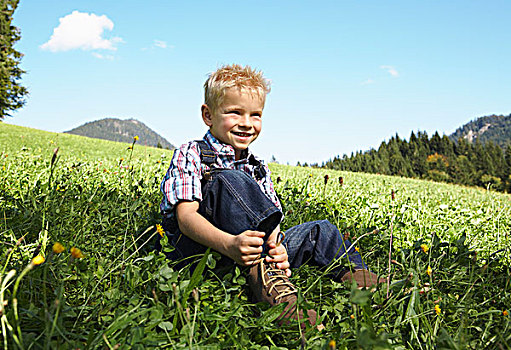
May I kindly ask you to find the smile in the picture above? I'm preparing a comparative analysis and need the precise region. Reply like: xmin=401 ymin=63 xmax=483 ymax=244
xmin=232 ymin=131 xmax=253 ymax=137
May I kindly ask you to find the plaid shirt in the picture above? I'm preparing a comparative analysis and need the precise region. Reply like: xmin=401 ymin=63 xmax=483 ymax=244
xmin=160 ymin=130 xmax=282 ymax=216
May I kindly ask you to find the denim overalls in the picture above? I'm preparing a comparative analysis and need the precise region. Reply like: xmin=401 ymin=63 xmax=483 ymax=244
xmin=160 ymin=140 xmax=366 ymax=278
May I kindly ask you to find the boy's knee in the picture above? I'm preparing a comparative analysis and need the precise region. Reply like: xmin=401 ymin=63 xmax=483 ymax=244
xmin=317 ymin=220 xmax=337 ymax=233
xmin=306 ymin=220 xmax=338 ymax=242
xmin=213 ymin=170 xmax=261 ymax=192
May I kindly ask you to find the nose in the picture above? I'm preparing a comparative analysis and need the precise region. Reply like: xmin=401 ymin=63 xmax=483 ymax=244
xmin=238 ymin=113 xmax=252 ymax=128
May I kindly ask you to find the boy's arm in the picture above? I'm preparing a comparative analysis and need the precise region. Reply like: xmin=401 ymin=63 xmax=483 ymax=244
xmin=176 ymin=201 xmax=267 ymax=267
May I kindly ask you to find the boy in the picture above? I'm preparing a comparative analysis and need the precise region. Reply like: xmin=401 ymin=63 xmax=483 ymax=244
xmin=160 ymin=64 xmax=381 ymax=329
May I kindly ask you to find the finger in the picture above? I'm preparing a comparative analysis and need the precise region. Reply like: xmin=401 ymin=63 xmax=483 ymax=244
xmin=267 ymin=245 xmax=286 ymax=257
xmin=272 ymin=252 xmax=287 ymax=261
xmin=242 ymin=254 xmax=263 ymax=266
xmin=266 ymin=240 xmax=276 ymax=249
xmin=241 ymin=245 xmax=263 ymax=255
xmin=246 ymin=236 xmax=264 ymax=247
xmin=276 ymin=261 xmax=290 ymax=270
xmin=242 ymin=254 xmax=261 ymax=261
xmin=239 ymin=234 xmax=264 ymax=247
xmin=266 ymin=253 xmax=287 ymax=263
xmin=285 ymin=269 xmax=292 ymax=277
xmin=245 ymin=230 xmax=265 ymax=238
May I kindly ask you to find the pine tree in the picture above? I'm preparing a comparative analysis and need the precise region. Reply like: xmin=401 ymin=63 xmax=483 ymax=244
xmin=409 ymin=137 xmax=428 ymax=177
xmin=505 ymin=146 xmax=511 ymax=174
xmin=418 ymin=131 xmax=430 ymax=154
xmin=455 ymin=137 xmax=471 ymax=157
xmin=430 ymin=132 xmax=442 ymax=154
xmin=1 ymin=0 xmax=28 ymax=119
xmin=452 ymin=155 xmax=475 ymax=185
xmin=409 ymin=131 xmax=418 ymax=145
xmin=377 ymin=141 xmax=390 ymax=174
xmin=441 ymin=135 xmax=455 ymax=158
xmin=505 ymin=146 xmax=511 ymax=192
xmin=388 ymin=137 xmax=410 ymax=176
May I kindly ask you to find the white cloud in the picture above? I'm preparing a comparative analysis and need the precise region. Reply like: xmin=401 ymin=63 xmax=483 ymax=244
xmin=361 ymin=79 xmax=375 ymax=85
xmin=154 ymin=40 xmax=167 ymax=49
xmin=141 ymin=39 xmax=174 ymax=51
xmin=40 ymin=11 xmax=123 ymax=52
xmin=380 ymin=65 xmax=399 ymax=77
xmin=92 ymin=52 xmax=114 ymax=60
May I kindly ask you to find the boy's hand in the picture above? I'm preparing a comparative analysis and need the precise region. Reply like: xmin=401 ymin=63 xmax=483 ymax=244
xmin=266 ymin=241 xmax=291 ymax=277
xmin=228 ymin=230 xmax=265 ymax=267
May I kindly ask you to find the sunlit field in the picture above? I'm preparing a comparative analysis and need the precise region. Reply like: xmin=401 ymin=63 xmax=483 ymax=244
xmin=1 ymin=123 xmax=510 ymax=349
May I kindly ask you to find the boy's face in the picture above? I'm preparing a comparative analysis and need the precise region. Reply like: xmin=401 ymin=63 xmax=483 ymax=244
xmin=202 ymin=88 xmax=264 ymax=160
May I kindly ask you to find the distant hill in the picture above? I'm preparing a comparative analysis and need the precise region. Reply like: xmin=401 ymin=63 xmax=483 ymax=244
xmin=65 ymin=118 xmax=175 ymax=149
xmin=449 ymin=114 xmax=511 ymax=148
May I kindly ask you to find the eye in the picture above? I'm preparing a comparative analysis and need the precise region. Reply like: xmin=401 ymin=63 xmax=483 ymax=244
xmin=251 ymin=113 xmax=262 ymax=118
xmin=227 ymin=110 xmax=241 ymax=115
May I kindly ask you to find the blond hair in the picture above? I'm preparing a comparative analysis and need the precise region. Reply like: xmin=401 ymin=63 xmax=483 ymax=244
xmin=204 ymin=64 xmax=271 ymax=112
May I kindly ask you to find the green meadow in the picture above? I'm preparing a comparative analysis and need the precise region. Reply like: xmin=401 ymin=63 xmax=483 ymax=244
xmin=1 ymin=122 xmax=510 ymax=349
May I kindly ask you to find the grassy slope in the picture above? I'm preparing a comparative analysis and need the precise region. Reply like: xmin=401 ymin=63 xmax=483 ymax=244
xmin=1 ymin=122 xmax=510 ymax=349
xmin=1 ymin=123 xmax=174 ymax=160
xmin=272 ymin=164 xmax=510 ymax=255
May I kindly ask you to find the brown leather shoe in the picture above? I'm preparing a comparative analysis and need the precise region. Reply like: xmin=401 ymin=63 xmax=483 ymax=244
xmin=247 ymin=259 xmax=324 ymax=331
xmin=340 ymin=269 xmax=385 ymax=289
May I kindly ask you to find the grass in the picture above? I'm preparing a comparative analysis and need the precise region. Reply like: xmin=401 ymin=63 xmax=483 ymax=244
xmin=1 ymin=122 xmax=510 ymax=349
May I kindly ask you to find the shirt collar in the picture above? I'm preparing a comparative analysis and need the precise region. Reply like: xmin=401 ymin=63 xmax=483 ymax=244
xmin=203 ymin=130 xmax=254 ymax=161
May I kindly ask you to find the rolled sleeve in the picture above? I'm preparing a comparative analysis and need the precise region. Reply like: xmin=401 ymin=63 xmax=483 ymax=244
xmin=160 ymin=143 xmax=203 ymax=213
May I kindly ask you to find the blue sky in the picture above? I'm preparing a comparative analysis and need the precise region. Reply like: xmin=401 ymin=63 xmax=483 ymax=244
xmin=6 ymin=0 xmax=511 ymax=164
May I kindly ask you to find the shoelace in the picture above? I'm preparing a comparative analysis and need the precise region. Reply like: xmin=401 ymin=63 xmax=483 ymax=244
xmin=259 ymin=231 xmax=297 ymax=302
xmin=260 ymin=260 xmax=297 ymax=302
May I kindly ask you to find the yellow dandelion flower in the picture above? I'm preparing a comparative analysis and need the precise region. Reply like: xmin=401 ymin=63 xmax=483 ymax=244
xmin=328 ymin=339 xmax=336 ymax=349
xmin=52 ymin=242 xmax=65 ymax=254
xmin=134 ymin=135 xmax=139 ymax=141
xmin=427 ymin=266 xmax=432 ymax=276
xmin=70 ymin=247 xmax=85 ymax=259
xmin=355 ymin=247 xmax=360 ymax=252
xmin=350 ymin=314 xmax=355 ymax=319
xmin=503 ymin=310 xmax=509 ymax=316
xmin=420 ymin=244 xmax=429 ymax=253
xmin=435 ymin=304 xmax=441 ymax=315
xmin=32 ymin=254 xmax=45 ymax=265
xmin=156 ymin=224 xmax=165 ymax=238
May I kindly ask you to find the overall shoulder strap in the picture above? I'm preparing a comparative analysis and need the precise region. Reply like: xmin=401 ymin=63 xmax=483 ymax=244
xmin=195 ymin=140 xmax=217 ymax=166
xmin=248 ymin=154 xmax=267 ymax=180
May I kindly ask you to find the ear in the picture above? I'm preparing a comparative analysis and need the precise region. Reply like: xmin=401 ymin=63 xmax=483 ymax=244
xmin=201 ymin=104 xmax=213 ymax=127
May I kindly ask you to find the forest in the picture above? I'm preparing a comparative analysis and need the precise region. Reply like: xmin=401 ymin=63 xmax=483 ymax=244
xmin=322 ymin=130 xmax=511 ymax=192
